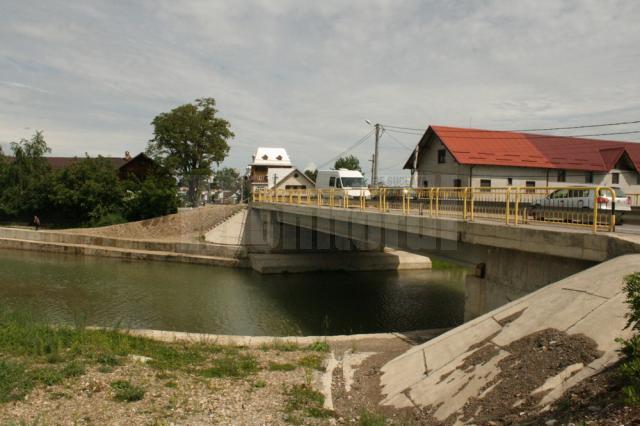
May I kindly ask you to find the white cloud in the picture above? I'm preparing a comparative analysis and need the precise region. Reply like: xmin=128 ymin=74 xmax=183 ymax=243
xmin=0 ymin=0 xmax=639 ymax=176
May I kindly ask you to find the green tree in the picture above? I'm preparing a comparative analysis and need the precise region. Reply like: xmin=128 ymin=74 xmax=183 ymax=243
xmin=334 ymin=155 xmax=362 ymax=172
xmin=123 ymin=167 xmax=179 ymax=221
xmin=48 ymin=156 xmax=125 ymax=226
xmin=304 ymin=169 xmax=317 ymax=182
xmin=0 ymin=131 xmax=51 ymax=220
xmin=147 ymin=98 xmax=234 ymax=206
xmin=212 ymin=167 xmax=241 ymax=192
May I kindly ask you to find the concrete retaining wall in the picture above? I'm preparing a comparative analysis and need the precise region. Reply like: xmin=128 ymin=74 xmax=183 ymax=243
xmin=0 ymin=227 xmax=246 ymax=258
xmin=0 ymin=236 xmax=244 ymax=267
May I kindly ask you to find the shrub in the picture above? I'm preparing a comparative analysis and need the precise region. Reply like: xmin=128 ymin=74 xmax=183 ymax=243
xmin=110 ymin=380 xmax=145 ymax=402
xmin=199 ymin=354 xmax=259 ymax=378
xmin=268 ymin=362 xmax=296 ymax=372
xmin=285 ymin=384 xmax=332 ymax=420
xmin=298 ymin=354 xmax=325 ymax=371
xmin=0 ymin=360 xmax=33 ymax=402
xmin=307 ymin=341 xmax=330 ymax=352
xmin=618 ymin=272 xmax=640 ymax=405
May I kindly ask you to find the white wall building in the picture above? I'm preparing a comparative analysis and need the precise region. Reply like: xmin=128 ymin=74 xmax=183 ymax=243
xmin=404 ymin=126 xmax=640 ymax=193
xmin=246 ymin=147 xmax=315 ymax=190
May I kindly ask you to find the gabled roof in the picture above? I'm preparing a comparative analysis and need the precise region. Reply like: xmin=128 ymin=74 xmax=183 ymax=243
xmin=273 ymin=167 xmax=316 ymax=188
xmin=404 ymin=126 xmax=640 ymax=172
xmin=250 ymin=147 xmax=292 ymax=167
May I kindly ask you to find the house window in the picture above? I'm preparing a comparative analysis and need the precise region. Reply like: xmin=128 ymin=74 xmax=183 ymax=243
xmin=585 ymin=172 xmax=594 ymax=184
xmin=637 ymin=174 xmax=640 ymax=185
xmin=557 ymin=170 xmax=566 ymax=182
xmin=329 ymin=177 xmax=336 ymax=187
xmin=612 ymin=173 xmax=620 ymax=185
xmin=437 ymin=149 xmax=446 ymax=164
xmin=480 ymin=179 xmax=491 ymax=192
xmin=453 ymin=179 xmax=462 ymax=187
xmin=422 ymin=180 xmax=429 ymax=187
xmin=526 ymin=181 xmax=536 ymax=193
xmin=507 ymin=177 xmax=513 ymax=186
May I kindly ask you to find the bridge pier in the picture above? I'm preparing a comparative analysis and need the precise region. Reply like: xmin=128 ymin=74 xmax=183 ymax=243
xmin=241 ymin=208 xmax=429 ymax=273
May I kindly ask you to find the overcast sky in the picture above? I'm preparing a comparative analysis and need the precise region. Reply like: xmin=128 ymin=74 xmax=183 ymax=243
xmin=1 ymin=0 xmax=639 ymax=179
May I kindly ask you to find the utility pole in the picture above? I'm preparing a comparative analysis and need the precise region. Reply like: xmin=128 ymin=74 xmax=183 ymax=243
xmin=369 ymin=154 xmax=375 ymax=186
xmin=373 ymin=123 xmax=380 ymax=187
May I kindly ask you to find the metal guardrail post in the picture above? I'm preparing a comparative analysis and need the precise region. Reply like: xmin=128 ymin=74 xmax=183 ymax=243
xmin=505 ymin=187 xmax=511 ymax=224
xmin=593 ymin=187 xmax=599 ymax=233
xmin=470 ymin=188 xmax=475 ymax=221
xmin=402 ymin=190 xmax=406 ymax=214
xmin=463 ymin=187 xmax=468 ymax=220
xmin=429 ymin=188 xmax=434 ymax=217
xmin=514 ymin=188 xmax=521 ymax=225
xmin=604 ymin=186 xmax=616 ymax=232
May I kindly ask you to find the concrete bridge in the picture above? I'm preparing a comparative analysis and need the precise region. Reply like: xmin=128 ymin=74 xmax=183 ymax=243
xmin=249 ymin=200 xmax=640 ymax=319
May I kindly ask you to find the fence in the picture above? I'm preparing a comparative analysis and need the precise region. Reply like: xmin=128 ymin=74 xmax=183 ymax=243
xmin=252 ymin=186 xmax=622 ymax=233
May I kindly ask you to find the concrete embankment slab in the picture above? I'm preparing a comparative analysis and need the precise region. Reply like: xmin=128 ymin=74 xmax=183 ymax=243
xmin=379 ymin=254 xmax=640 ymax=422
xmin=205 ymin=209 xmax=248 ymax=245
xmin=248 ymin=248 xmax=431 ymax=273
xmin=0 ymin=237 xmax=243 ymax=268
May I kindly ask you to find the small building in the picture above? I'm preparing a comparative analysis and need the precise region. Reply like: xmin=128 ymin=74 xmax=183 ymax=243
xmin=272 ymin=168 xmax=315 ymax=190
xmin=404 ymin=126 xmax=640 ymax=193
xmin=247 ymin=147 xmax=295 ymax=189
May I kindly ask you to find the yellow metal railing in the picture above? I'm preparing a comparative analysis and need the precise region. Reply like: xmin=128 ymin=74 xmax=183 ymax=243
xmin=251 ymin=186 xmax=620 ymax=233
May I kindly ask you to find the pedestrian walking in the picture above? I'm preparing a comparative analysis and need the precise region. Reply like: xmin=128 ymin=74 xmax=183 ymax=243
xmin=33 ymin=215 xmax=40 ymax=231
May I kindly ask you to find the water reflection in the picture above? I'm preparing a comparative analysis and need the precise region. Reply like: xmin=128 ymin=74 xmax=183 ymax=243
xmin=0 ymin=248 xmax=466 ymax=336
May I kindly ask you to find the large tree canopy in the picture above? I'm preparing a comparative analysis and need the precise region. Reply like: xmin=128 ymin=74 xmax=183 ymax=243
xmin=147 ymin=98 xmax=234 ymax=206
xmin=334 ymin=155 xmax=362 ymax=172
xmin=0 ymin=131 xmax=51 ymax=219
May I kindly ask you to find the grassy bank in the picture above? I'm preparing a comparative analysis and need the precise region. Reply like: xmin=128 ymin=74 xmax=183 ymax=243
xmin=0 ymin=309 xmax=333 ymax=424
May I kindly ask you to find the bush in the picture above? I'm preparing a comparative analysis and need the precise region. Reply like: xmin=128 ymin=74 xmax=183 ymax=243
xmin=199 ymin=354 xmax=259 ymax=378
xmin=110 ymin=380 xmax=145 ymax=402
xmin=0 ymin=359 xmax=33 ymax=402
xmin=618 ymin=272 xmax=640 ymax=405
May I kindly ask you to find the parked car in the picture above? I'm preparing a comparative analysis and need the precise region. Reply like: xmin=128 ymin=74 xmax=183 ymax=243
xmin=315 ymin=169 xmax=371 ymax=198
xmin=531 ymin=187 xmax=631 ymax=224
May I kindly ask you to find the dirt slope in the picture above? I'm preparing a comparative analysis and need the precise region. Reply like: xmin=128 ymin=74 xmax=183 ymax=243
xmin=66 ymin=205 xmax=245 ymax=242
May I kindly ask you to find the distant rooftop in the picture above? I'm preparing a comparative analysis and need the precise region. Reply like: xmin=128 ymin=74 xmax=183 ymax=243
xmin=250 ymin=147 xmax=292 ymax=167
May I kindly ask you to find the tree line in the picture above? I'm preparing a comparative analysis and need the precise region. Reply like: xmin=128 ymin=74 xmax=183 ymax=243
xmin=0 ymin=131 xmax=179 ymax=228
xmin=0 ymin=97 xmax=237 ymax=228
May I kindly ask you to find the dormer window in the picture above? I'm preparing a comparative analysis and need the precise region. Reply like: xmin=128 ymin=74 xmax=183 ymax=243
xmin=276 ymin=155 xmax=283 ymax=160
xmin=262 ymin=155 xmax=268 ymax=160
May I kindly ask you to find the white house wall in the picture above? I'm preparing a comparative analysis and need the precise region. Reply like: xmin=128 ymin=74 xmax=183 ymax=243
xmin=275 ymin=171 xmax=315 ymax=189
xmin=415 ymin=134 xmax=640 ymax=194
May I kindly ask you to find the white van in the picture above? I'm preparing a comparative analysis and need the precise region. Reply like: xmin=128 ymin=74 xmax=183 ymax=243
xmin=315 ymin=169 xmax=371 ymax=198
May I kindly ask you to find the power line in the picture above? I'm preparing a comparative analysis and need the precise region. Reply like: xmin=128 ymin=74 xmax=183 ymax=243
xmin=382 ymin=129 xmax=413 ymax=150
xmin=381 ymin=123 xmax=426 ymax=132
xmin=386 ymin=127 xmax=640 ymax=140
xmin=316 ymin=129 xmax=374 ymax=169
xmin=383 ymin=128 xmax=423 ymax=136
xmin=513 ymin=119 xmax=640 ymax=132
xmin=381 ymin=118 xmax=640 ymax=135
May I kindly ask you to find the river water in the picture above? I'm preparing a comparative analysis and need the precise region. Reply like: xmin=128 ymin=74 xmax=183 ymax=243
xmin=0 ymin=248 xmax=467 ymax=336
